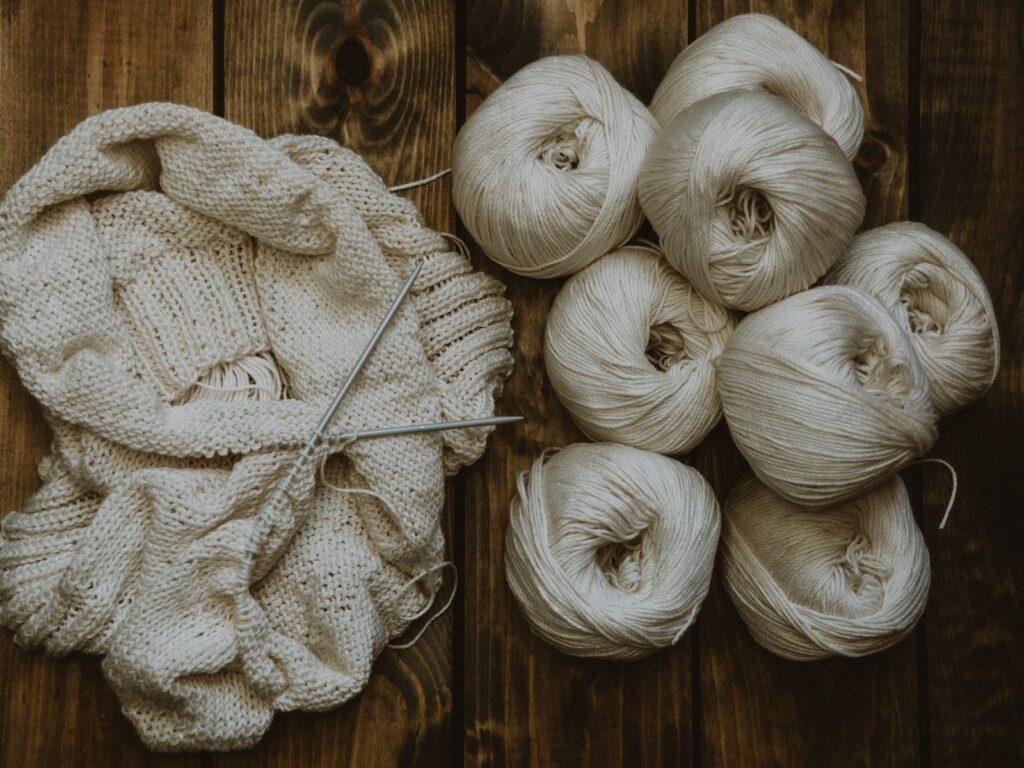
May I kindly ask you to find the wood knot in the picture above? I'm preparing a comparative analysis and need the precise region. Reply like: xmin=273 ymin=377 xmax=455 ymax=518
xmin=855 ymin=128 xmax=896 ymax=176
xmin=332 ymin=36 xmax=372 ymax=87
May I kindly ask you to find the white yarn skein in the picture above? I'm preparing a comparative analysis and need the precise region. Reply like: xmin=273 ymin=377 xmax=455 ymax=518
xmin=504 ymin=443 xmax=720 ymax=660
xmin=452 ymin=55 xmax=658 ymax=278
xmin=650 ymin=13 xmax=865 ymax=160
xmin=639 ymin=90 xmax=865 ymax=311
xmin=722 ymin=472 xmax=930 ymax=660
xmin=716 ymin=286 xmax=938 ymax=508
xmin=824 ymin=222 xmax=1000 ymax=415
xmin=544 ymin=246 xmax=735 ymax=454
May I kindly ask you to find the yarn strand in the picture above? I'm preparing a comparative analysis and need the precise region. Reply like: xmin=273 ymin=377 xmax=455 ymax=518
xmin=831 ymin=60 xmax=864 ymax=82
xmin=317 ymin=455 xmax=456 ymax=649
xmin=387 ymin=561 xmax=458 ymax=649
xmin=908 ymin=457 xmax=959 ymax=529
xmin=389 ymin=168 xmax=451 ymax=192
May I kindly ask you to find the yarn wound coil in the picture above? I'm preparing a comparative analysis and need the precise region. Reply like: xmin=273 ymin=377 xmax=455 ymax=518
xmin=504 ymin=443 xmax=720 ymax=660
xmin=545 ymin=246 xmax=734 ymax=454
xmin=722 ymin=472 xmax=930 ymax=660
xmin=0 ymin=103 xmax=514 ymax=751
xmin=452 ymin=55 xmax=658 ymax=277
xmin=650 ymin=13 xmax=865 ymax=160
xmin=825 ymin=222 xmax=1000 ymax=415
xmin=639 ymin=90 xmax=866 ymax=311
xmin=716 ymin=286 xmax=938 ymax=508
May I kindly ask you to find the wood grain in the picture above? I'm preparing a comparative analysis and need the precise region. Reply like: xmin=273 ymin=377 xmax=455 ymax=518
xmin=691 ymin=2 xmax=922 ymax=766
xmin=461 ymin=2 xmax=694 ymax=767
xmin=0 ymin=1 xmax=212 ymax=766
xmin=916 ymin=0 xmax=1024 ymax=764
xmin=1 ymin=1 xmax=1023 ymax=766
xmin=219 ymin=1 xmax=456 ymax=765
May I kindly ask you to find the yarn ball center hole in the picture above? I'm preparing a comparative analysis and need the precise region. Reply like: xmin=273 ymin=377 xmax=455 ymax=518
xmin=646 ymin=321 xmax=690 ymax=372
xmin=538 ymin=126 xmax=582 ymax=170
xmin=594 ymin=532 xmax=646 ymax=592
xmin=833 ymin=533 xmax=890 ymax=606
xmin=900 ymin=266 xmax=951 ymax=336
xmin=852 ymin=336 xmax=912 ymax=405
xmin=719 ymin=186 xmax=775 ymax=240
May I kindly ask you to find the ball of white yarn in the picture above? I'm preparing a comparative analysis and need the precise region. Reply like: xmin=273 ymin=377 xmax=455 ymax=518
xmin=452 ymin=55 xmax=658 ymax=278
xmin=544 ymin=246 xmax=735 ymax=454
xmin=504 ymin=443 xmax=720 ymax=660
xmin=722 ymin=472 xmax=930 ymax=660
xmin=716 ymin=286 xmax=938 ymax=508
xmin=639 ymin=90 xmax=865 ymax=311
xmin=650 ymin=13 xmax=865 ymax=160
xmin=824 ymin=222 xmax=1000 ymax=415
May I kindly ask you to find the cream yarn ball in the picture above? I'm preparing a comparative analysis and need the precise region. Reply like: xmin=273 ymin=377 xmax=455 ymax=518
xmin=722 ymin=473 xmax=930 ymax=660
xmin=639 ymin=90 xmax=865 ymax=311
xmin=824 ymin=222 xmax=1000 ymax=415
xmin=716 ymin=286 xmax=938 ymax=508
xmin=544 ymin=246 xmax=734 ymax=454
xmin=650 ymin=13 xmax=865 ymax=160
xmin=452 ymin=55 xmax=658 ymax=277
xmin=504 ymin=443 xmax=720 ymax=660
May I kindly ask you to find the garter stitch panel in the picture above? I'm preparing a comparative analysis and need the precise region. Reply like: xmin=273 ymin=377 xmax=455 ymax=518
xmin=0 ymin=103 xmax=512 ymax=751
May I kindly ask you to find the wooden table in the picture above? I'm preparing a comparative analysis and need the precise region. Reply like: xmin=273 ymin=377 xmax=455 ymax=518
xmin=1 ymin=1 xmax=1021 ymax=765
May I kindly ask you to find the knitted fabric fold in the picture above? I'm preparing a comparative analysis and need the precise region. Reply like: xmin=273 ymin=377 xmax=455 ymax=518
xmin=0 ymin=103 xmax=513 ymax=751
xmin=270 ymin=135 xmax=514 ymax=474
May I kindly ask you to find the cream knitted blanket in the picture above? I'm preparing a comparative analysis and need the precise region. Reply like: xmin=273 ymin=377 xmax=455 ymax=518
xmin=0 ymin=103 xmax=513 ymax=751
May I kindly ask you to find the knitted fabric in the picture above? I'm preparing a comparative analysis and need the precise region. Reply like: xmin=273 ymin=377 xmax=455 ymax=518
xmin=0 ymin=103 xmax=513 ymax=751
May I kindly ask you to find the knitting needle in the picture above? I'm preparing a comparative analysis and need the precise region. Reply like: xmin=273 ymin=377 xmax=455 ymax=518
xmin=247 ymin=261 xmax=426 ymax=581
xmin=313 ymin=259 xmax=424 ymax=438
xmin=323 ymin=414 xmax=523 ymax=444
xmin=283 ymin=260 xmax=424 ymax=483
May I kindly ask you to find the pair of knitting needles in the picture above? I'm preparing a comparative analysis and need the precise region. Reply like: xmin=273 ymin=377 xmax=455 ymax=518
xmin=283 ymin=260 xmax=521 ymax=486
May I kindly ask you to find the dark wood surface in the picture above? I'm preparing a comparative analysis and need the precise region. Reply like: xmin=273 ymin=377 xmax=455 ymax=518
xmin=0 ymin=1 xmax=1021 ymax=766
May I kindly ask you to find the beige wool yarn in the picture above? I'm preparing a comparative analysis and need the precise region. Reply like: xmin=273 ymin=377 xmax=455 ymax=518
xmin=544 ymin=246 xmax=734 ymax=454
xmin=650 ymin=13 xmax=865 ymax=160
xmin=824 ymin=222 xmax=1000 ymax=415
xmin=716 ymin=286 xmax=938 ymax=508
xmin=504 ymin=443 xmax=720 ymax=660
xmin=639 ymin=90 xmax=865 ymax=311
xmin=722 ymin=472 xmax=930 ymax=660
xmin=452 ymin=55 xmax=658 ymax=278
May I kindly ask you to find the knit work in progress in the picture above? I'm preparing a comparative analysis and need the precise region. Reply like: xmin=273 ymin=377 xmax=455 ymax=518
xmin=649 ymin=13 xmax=865 ymax=160
xmin=504 ymin=443 xmax=720 ymax=660
xmin=722 ymin=473 xmax=930 ymax=660
xmin=824 ymin=222 xmax=1000 ymax=415
xmin=0 ymin=103 xmax=513 ymax=751
xmin=639 ymin=90 xmax=866 ymax=311
xmin=716 ymin=286 xmax=937 ymax=508
xmin=452 ymin=55 xmax=658 ymax=278
xmin=544 ymin=246 xmax=735 ymax=454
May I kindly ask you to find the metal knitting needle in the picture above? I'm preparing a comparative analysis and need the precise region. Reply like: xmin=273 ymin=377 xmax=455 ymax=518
xmin=314 ymin=259 xmax=424 ymax=439
xmin=323 ymin=414 xmax=523 ymax=444
xmin=283 ymin=260 xmax=424 ymax=484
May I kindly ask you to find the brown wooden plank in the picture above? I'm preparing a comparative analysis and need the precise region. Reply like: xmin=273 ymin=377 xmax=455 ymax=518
xmin=916 ymin=1 xmax=1024 ymax=764
xmin=0 ymin=1 xmax=213 ymax=766
xmin=461 ymin=3 xmax=694 ymax=767
xmin=691 ymin=2 xmax=922 ymax=766
xmin=219 ymin=1 xmax=456 ymax=765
